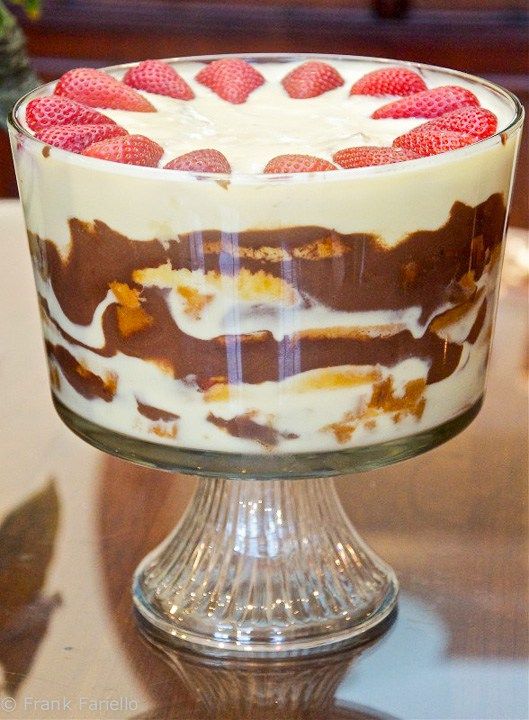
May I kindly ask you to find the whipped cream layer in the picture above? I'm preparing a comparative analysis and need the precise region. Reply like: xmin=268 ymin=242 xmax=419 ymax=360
xmin=10 ymin=55 xmax=523 ymax=458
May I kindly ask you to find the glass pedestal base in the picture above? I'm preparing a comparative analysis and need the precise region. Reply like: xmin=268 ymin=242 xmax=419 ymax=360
xmin=133 ymin=476 xmax=398 ymax=658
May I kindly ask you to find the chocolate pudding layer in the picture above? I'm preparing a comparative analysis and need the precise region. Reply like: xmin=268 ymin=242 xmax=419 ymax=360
xmin=31 ymin=192 xmax=504 ymax=452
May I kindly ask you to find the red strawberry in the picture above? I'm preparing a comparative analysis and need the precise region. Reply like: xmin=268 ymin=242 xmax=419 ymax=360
xmin=350 ymin=67 xmax=427 ymax=96
xmin=36 ymin=123 xmax=127 ymax=154
xmin=82 ymin=134 xmax=164 ymax=166
xmin=123 ymin=59 xmax=194 ymax=100
xmin=333 ymin=146 xmax=420 ymax=168
xmin=281 ymin=61 xmax=344 ymax=99
xmin=393 ymin=128 xmax=475 ymax=156
xmin=419 ymin=106 xmax=497 ymax=140
xmin=372 ymin=85 xmax=479 ymax=119
xmin=165 ymin=149 xmax=231 ymax=173
xmin=26 ymin=96 xmax=116 ymax=132
xmin=54 ymin=68 xmax=155 ymax=112
xmin=196 ymin=58 xmax=264 ymax=104
xmin=264 ymin=154 xmax=336 ymax=173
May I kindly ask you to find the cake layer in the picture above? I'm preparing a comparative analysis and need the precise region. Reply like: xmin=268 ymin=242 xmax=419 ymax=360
xmin=42 ymin=317 xmax=464 ymax=389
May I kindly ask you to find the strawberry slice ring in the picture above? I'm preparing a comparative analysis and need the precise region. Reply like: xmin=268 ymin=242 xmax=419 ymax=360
xmin=371 ymin=85 xmax=480 ymax=120
xmin=25 ymin=96 xmax=118 ymax=132
xmin=82 ymin=134 xmax=164 ymax=167
xmin=414 ymin=106 xmax=498 ymax=140
xmin=393 ymin=128 xmax=476 ymax=156
xmin=123 ymin=59 xmax=195 ymax=101
xmin=333 ymin=146 xmax=420 ymax=168
xmin=15 ymin=55 xmax=516 ymax=175
xmin=36 ymin=123 xmax=127 ymax=154
xmin=264 ymin=154 xmax=337 ymax=173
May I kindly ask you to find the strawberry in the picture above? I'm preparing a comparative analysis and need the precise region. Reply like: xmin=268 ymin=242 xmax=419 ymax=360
xmin=36 ymin=123 xmax=127 ymax=154
xmin=333 ymin=146 xmax=420 ymax=168
xmin=281 ymin=61 xmax=344 ymax=99
xmin=349 ymin=67 xmax=427 ymax=96
xmin=418 ymin=106 xmax=498 ymax=140
xmin=26 ymin=96 xmax=116 ymax=132
xmin=123 ymin=59 xmax=194 ymax=100
xmin=54 ymin=68 xmax=155 ymax=112
xmin=393 ymin=128 xmax=475 ymax=156
xmin=264 ymin=154 xmax=336 ymax=173
xmin=195 ymin=58 xmax=264 ymax=104
xmin=372 ymin=85 xmax=479 ymax=119
xmin=165 ymin=149 xmax=231 ymax=173
xmin=82 ymin=134 xmax=164 ymax=166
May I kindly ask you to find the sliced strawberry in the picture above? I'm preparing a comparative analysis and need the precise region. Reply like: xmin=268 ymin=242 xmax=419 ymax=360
xmin=26 ymin=96 xmax=116 ymax=132
xmin=372 ymin=85 xmax=479 ymax=119
xmin=195 ymin=58 xmax=264 ymax=104
xmin=54 ymin=68 xmax=155 ymax=112
xmin=82 ymin=134 xmax=164 ymax=166
xmin=349 ymin=67 xmax=427 ymax=96
xmin=281 ymin=61 xmax=345 ymax=99
xmin=36 ymin=123 xmax=127 ymax=154
xmin=123 ymin=59 xmax=194 ymax=100
xmin=264 ymin=154 xmax=336 ymax=173
xmin=165 ymin=149 xmax=231 ymax=173
xmin=419 ymin=106 xmax=498 ymax=140
xmin=393 ymin=128 xmax=476 ymax=156
xmin=333 ymin=146 xmax=420 ymax=168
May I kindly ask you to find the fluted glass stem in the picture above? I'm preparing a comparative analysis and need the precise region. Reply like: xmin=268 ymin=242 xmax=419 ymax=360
xmin=133 ymin=477 xmax=397 ymax=657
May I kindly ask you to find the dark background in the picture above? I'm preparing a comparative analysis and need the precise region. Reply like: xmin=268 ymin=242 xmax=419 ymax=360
xmin=2 ymin=0 xmax=528 ymax=226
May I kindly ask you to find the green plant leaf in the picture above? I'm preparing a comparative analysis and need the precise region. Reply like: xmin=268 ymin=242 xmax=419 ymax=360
xmin=5 ymin=0 xmax=41 ymax=21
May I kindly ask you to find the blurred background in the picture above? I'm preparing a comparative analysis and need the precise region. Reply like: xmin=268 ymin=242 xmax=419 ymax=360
xmin=1 ymin=0 xmax=527 ymax=226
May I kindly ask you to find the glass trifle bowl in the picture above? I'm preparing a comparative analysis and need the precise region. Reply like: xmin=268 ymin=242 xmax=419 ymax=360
xmin=9 ymin=54 xmax=523 ymax=657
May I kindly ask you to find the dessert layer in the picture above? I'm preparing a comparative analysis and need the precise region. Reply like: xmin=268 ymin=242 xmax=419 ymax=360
xmin=14 ymin=58 xmax=520 ymax=254
xmin=14 ymin=127 xmax=517 ymax=250
xmin=26 ymin=190 xmax=505 ymax=452
xmin=32 ymin=192 xmax=504 ymax=332
xmin=31 ymin=193 xmax=504 ymax=388
xmin=42 ymin=319 xmax=490 ymax=454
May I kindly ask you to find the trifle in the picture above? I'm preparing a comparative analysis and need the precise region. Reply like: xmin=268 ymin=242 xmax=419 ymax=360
xmin=9 ymin=54 xmax=521 ymax=474
xmin=9 ymin=55 xmax=523 ymax=656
